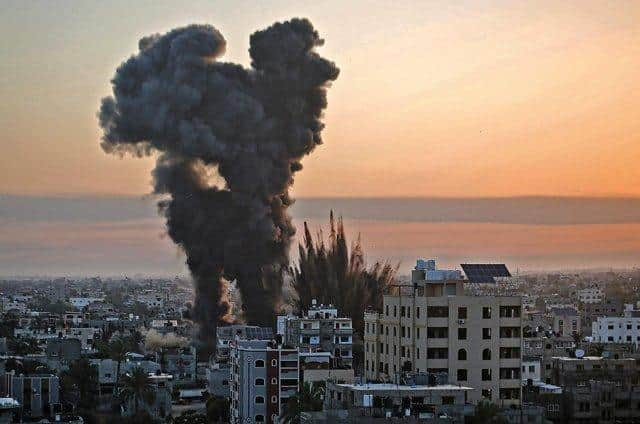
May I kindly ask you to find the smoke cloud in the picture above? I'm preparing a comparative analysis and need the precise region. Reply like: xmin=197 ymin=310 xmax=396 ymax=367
xmin=144 ymin=329 xmax=189 ymax=351
xmin=98 ymin=18 xmax=339 ymax=346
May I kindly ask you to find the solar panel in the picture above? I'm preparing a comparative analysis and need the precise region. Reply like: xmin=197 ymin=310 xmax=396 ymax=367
xmin=460 ymin=263 xmax=511 ymax=284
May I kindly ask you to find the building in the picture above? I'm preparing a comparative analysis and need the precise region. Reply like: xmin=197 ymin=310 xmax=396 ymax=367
xmin=279 ymin=301 xmax=354 ymax=368
xmin=550 ymin=307 xmax=580 ymax=337
xmin=592 ymin=312 xmax=640 ymax=348
xmin=323 ymin=381 xmax=474 ymax=422
xmin=230 ymin=340 xmax=299 ymax=424
xmin=216 ymin=325 xmax=274 ymax=363
xmin=69 ymin=297 xmax=103 ymax=309
xmin=522 ymin=356 xmax=541 ymax=383
xmin=578 ymin=287 xmax=604 ymax=304
xmin=157 ymin=346 xmax=196 ymax=383
xmin=0 ymin=372 xmax=60 ymax=420
xmin=550 ymin=356 xmax=640 ymax=423
xmin=580 ymin=298 xmax=623 ymax=336
xmin=364 ymin=260 xmax=523 ymax=406
xmin=121 ymin=372 xmax=172 ymax=420
xmin=298 ymin=351 xmax=355 ymax=387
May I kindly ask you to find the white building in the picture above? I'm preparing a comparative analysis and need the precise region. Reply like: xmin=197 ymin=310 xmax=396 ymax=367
xmin=69 ymin=297 xmax=103 ymax=309
xmin=522 ymin=356 xmax=541 ymax=383
xmin=578 ymin=287 xmax=604 ymax=304
xmin=592 ymin=309 xmax=640 ymax=347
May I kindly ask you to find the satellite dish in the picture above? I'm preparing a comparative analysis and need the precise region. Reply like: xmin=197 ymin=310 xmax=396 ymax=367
xmin=575 ymin=349 xmax=585 ymax=358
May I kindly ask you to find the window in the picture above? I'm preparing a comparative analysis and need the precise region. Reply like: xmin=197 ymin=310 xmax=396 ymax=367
xmin=482 ymin=389 xmax=492 ymax=399
xmin=255 ymin=396 xmax=265 ymax=404
xmin=255 ymin=360 xmax=265 ymax=368
xmin=458 ymin=328 xmax=467 ymax=340
xmin=393 ymin=306 xmax=397 ymax=317
xmin=386 ymin=305 xmax=389 ymax=316
xmin=416 ymin=328 xmax=420 ymax=339
xmin=442 ymin=396 xmax=454 ymax=405
xmin=482 ymin=307 xmax=492 ymax=319
xmin=483 ymin=328 xmax=492 ymax=339
xmin=458 ymin=307 xmax=467 ymax=319
xmin=457 ymin=369 xmax=468 ymax=381
xmin=255 ymin=415 xmax=265 ymax=422
xmin=416 ymin=307 xmax=421 ymax=319
xmin=482 ymin=369 xmax=492 ymax=381
xmin=255 ymin=378 xmax=265 ymax=386
xmin=458 ymin=349 xmax=467 ymax=360
xmin=271 ymin=396 xmax=278 ymax=403
xmin=416 ymin=348 xmax=420 ymax=359
xmin=483 ymin=349 xmax=492 ymax=360
xmin=271 ymin=359 xmax=278 ymax=367
xmin=401 ymin=306 xmax=406 ymax=317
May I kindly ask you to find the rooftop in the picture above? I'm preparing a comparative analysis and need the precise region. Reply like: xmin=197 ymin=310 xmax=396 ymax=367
xmin=334 ymin=383 xmax=473 ymax=392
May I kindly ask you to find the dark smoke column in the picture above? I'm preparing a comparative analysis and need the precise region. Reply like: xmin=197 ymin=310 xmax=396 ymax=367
xmin=98 ymin=19 xmax=339 ymax=346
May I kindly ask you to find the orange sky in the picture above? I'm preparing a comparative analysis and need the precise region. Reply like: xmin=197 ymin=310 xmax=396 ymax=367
xmin=1 ymin=0 xmax=639 ymax=197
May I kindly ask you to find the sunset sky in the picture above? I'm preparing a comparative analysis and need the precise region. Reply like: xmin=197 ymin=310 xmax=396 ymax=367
xmin=1 ymin=1 xmax=640 ymax=275
xmin=2 ymin=0 xmax=639 ymax=198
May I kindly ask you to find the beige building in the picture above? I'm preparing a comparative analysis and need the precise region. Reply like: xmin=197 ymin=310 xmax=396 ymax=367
xmin=364 ymin=265 xmax=523 ymax=407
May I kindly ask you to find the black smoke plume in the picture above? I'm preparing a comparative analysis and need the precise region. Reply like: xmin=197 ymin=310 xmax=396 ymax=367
xmin=98 ymin=19 xmax=339 ymax=345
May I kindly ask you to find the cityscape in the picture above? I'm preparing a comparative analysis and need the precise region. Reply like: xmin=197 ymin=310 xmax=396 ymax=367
xmin=2 ymin=1 xmax=640 ymax=423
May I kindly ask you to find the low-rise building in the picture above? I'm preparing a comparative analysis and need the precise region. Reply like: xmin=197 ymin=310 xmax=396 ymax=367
xmin=550 ymin=307 xmax=580 ymax=337
xmin=592 ymin=306 xmax=640 ymax=347
xmin=157 ymin=346 xmax=196 ymax=384
xmin=279 ymin=301 xmax=354 ymax=369
xmin=324 ymin=381 xmax=474 ymax=422
xmin=0 ymin=372 xmax=60 ymax=420
xmin=578 ymin=287 xmax=604 ymax=304
xmin=550 ymin=356 xmax=640 ymax=423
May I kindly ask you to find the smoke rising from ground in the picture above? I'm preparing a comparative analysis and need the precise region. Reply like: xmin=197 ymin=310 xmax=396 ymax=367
xmin=144 ymin=329 xmax=189 ymax=351
xmin=98 ymin=19 xmax=339 ymax=345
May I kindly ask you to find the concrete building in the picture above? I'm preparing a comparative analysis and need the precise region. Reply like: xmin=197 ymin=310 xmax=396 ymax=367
xmin=580 ymin=298 xmax=623 ymax=336
xmin=299 ymin=352 xmax=355 ymax=387
xmin=279 ymin=301 xmax=354 ymax=368
xmin=121 ymin=372 xmax=172 ymax=420
xmin=0 ymin=373 xmax=60 ymax=420
xmin=578 ymin=287 xmax=604 ymax=304
xmin=323 ymin=381 xmax=474 ymax=422
xmin=522 ymin=356 xmax=541 ymax=383
xmin=230 ymin=340 xmax=299 ymax=424
xmin=215 ymin=325 xmax=274 ymax=362
xmin=550 ymin=356 xmax=640 ymax=423
xmin=592 ymin=313 xmax=640 ymax=348
xmin=157 ymin=346 xmax=196 ymax=384
xmin=364 ymin=261 xmax=523 ymax=407
xmin=550 ymin=307 xmax=580 ymax=337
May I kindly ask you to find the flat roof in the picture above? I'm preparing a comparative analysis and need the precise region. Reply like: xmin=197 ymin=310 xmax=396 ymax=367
xmin=334 ymin=383 xmax=473 ymax=392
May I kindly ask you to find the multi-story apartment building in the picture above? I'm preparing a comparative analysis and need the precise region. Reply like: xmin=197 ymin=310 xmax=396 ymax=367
xmin=581 ymin=298 xmax=623 ymax=336
xmin=278 ymin=301 xmax=353 ymax=368
xmin=0 ymin=372 xmax=60 ymax=420
xmin=550 ymin=356 xmax=640 ymax=423
xmin=550 ymin=306 xmax=581 ymax=337
xmin=364 ymin=261 xmax=523 ymax=406
xmin=592 ymin=313 xmax=640 ymax=348
xmin=230 ymin=340 xmax=299 ymax=424
xmin=578 ymin=286 xmax=604 ymax=304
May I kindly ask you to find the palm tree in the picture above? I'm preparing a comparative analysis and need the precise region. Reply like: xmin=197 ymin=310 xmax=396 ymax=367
xmin=61 ymin=359 xmax=99 ymax=412
xmin=291 ymin=211 xmax=397 ymax=335
xmin=109 ymin=338 xmax=127 ymax=395
xmin=119 ymin=367 xmax=156 ymax=416
xmin=279 ymin=382 xmax=324 ymax=424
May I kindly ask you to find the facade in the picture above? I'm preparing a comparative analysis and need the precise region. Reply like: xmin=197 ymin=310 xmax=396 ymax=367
xmin=592 ymin=315 xmax=640 ymax=347
xmin=364 ymin=261 xmax=523 ymax=406
xmin=581 ymin=299 xmax=623 ymax=336
xmin=324 ymin=381 xmax=473 ymax=422
xmin=522 ymin=356 xmax=541 ymax=383
xmin=550 ymin=356 xmax=640 ymax=423
xmin=279 ymin=301 xmax=354 ymax=368
xmin=550 ymin=307 xmax=580 ymax=337
xmin=157 ymin=346 xmax=196 ymax=383
xmin=216 ymin=325 xmax=274 ymax=362
xmin=230 ymin=340 xmax=299 ymax=424
xmin=0 ymin=373 xmax=60 ymax=420
xmin=578 ymin=287 xmax=604 ymax=304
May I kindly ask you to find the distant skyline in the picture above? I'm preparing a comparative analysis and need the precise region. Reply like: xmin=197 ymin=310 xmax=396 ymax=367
xmin=1 ymin=0 xmax=639 ymax=198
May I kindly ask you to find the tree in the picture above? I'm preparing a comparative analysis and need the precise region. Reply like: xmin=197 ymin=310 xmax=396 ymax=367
xmin=119 ymin=367 xmax=156 ymax=416
xmin=291 ymin=211 xmax=397 ymax=336
xmin=279 ymin=382 xmax=324 ymax=424
xmin=61 ymin=359 xmax=99 ymax=412
xmin=173 ymin=411 xmax=206 ymax=423
xmin=108 ymin=338 xmax=128 ymax=396
xmin=205 ymin=395 xmax=230 ymax=423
